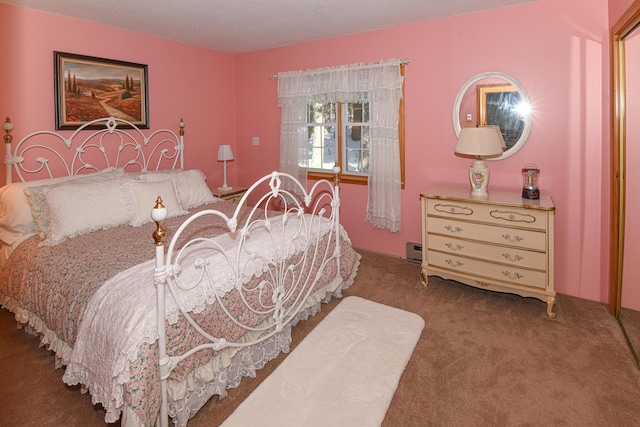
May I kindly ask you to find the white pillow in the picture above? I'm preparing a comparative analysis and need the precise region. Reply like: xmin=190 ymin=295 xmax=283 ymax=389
xmin=0 ymin=182 xmax=38 ymax=245
xmin=0 ymin=168 xmax=124 ymax=245
xmin=121 ymin=179 xmax=188 ymax=227
xmin=41 ymin=177 xmax=133 ymax=246
xmin=24 ymin=168 xmax=126 ymax=238
xmin=138 ymin=169 xmax=217 ymax=209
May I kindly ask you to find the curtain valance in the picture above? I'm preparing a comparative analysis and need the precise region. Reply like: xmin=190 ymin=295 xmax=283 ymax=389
xmin=277 ymin=59 xmax=405 ymax=106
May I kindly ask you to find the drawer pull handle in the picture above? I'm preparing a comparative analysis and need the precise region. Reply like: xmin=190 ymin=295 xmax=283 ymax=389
xmin=502 ymin=270 xmax=523 ymax=280
xmin=491 ymin=210 xmax=536 ymax=223
xmin=446 ymin=259 xmax=464 ymax=267
xmin=445 ymin=225 xmax=464 ymax=233
xmin=434 ymin=203 xmax=473 ymax=216
xmin=501 ymin=233 xmax=523 ymax=243
xmin=446 ymin=242 xmax=464 ymax=251
xmin=502 ymin=253 xmax=523 ymax=262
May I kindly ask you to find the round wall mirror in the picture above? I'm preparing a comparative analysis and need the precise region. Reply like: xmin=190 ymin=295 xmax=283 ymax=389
xmin=452 ymin=71 xmax=532 ymax=160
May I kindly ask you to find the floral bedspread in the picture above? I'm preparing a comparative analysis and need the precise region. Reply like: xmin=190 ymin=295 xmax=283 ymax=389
xmin=0 ymin=200 xmax=360 ymax=426
xmin=0 ymin=202 xmax=237 ymax=353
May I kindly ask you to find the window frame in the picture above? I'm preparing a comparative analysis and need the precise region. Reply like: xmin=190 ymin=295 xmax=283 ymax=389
xmin=306 ymin=64 xmax=406 ymax=188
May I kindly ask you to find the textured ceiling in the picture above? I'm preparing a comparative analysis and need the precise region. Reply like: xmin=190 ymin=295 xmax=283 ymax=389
xmin=1 ymin=0 xmax=537 ymax=54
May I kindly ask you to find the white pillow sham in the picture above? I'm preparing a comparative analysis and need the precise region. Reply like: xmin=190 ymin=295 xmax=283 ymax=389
xmin=1 ymin=168 xmax=210 ymax=246
xmin=0 ymin=168 xmax=124 ymax=245
xmin=121 ymin=179 xmax=188 ymax=227
xmin=138 ymin=169 xmax=217 ymax=209
xmin=41 ymin=176 xmax=133 ymax=246
xmin=24 ymin=168 xmax=126 ymax=238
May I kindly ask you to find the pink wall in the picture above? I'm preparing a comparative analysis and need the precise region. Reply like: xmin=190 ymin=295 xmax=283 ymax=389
xmin=0 ymin=0 xmax=615 ymax=304
xmin=610 ymin=0 xmax=638 ymax=26
xmin=235 ymin=0 xmax=611 ymax=303
xmin=0 ymin=3 xmax=237 ymax=188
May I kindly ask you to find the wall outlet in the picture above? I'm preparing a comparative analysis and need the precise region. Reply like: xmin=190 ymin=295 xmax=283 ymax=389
xmin=466 ymin=113 xmax=472 ymax=122
xmin=252 ymin=136 xmax=259 ymax=146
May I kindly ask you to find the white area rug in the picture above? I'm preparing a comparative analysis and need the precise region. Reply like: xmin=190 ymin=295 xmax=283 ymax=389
xmin=220 ymin=296 xmax=425 ymax=427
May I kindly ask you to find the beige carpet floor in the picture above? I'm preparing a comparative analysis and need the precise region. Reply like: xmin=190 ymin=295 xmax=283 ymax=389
xmin=1 ymin=249 xmax=640 ymax=426
xmin=620 ymin=307 xmax=640 ymax=364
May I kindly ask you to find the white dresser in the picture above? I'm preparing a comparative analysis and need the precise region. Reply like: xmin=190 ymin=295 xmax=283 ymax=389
xmin=420 ymin=186 xmax=556 ymax=317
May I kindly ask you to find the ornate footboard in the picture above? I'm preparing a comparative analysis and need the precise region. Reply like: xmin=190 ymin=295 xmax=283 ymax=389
xmin=152 ymin=168 xmax=346 ymax=427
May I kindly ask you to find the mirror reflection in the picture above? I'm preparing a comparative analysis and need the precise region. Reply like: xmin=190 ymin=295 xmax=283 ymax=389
xmin=479 ymin=83 xmax=524 ymax=148
xmin=618 ymin=16 xmax=640 ymax=368
xmin=453 ymin=72 xmax=532 ymax=160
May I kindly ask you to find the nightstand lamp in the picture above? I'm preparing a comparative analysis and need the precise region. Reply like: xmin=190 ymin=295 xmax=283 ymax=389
xmin=217 ymin=144 xmax=234 ymax=191
xmin=454 ymin=125 xmax=506 ymax=197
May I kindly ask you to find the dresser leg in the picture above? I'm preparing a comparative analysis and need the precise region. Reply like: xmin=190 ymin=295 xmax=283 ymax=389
xmin=421 ymin=269 xmax=428 ymax=288
xmin=546 ymin=295 xmax=556 ymax=318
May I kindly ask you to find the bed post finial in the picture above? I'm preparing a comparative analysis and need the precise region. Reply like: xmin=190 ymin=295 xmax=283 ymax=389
xmin=151 ymin=196 xmax=168 ymax=246
xmin=178 ymin=119 xmax=185 ymax=170
xmin=4 ymin=117 xmax=14 ymax=184
xmin=332 ymin=162 xmax=341 ymax=187
xmin=3 ymin=117 xmax=13 ymax=144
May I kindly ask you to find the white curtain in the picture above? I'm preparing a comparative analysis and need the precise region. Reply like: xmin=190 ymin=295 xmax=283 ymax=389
xmin=277 ymin=59 xmax=404 ymax=232
xmin=278 ymin=102 xmax=308 ymax=190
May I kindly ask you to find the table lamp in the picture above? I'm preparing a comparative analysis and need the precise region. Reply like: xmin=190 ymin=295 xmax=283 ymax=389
xmin=217 ymin=144 xmax=234 ymax=191
xmin=454 ymin=125 xmax=506 ymax=197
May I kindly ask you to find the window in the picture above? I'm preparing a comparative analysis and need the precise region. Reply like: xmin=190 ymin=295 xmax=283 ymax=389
xmin=306 ymin=102 xmax=338 ymax=171
xmin=305 ymin=65 xmax=405 ymax=186
xmin=344 ymin=102 xmax=370 ymax=175
xmin=305 ymin=102 xmax=370 ymax=178
xmin=277 ymin=59 xmax=406 ymax=232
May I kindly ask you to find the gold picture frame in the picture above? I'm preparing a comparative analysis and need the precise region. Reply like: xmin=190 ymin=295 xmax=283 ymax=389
xmin=54 ymin=52 xmax=149 ymax=129
xmin=477 ymin=82 xmax=521 ymax=148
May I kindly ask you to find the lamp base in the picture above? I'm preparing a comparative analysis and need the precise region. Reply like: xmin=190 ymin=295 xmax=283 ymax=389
xmin=219 ymin=160 xmax=231 ymax=192
xmin=468 ymin=159 xmax=490 ymax=197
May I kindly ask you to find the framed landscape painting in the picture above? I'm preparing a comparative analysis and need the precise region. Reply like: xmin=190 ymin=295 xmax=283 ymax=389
xmin=54 ymin=52 xmax=149 ymax=129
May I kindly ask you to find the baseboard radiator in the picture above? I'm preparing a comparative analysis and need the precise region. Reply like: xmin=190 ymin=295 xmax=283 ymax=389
xmin=405 ymin=242 xmax=422 ymax=264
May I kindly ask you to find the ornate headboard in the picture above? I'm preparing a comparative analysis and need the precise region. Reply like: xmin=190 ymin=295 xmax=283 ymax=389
xmin=3 ymin=116 xmax=184 ymax=184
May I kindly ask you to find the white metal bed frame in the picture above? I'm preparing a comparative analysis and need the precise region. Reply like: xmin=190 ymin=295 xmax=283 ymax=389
xmin=151 ymin=169 xmax=342 ymax=426
xmin=3 ymin=116 xmax=184 ymax=184
xmin=3 ymin=117 xmax=345 ymax=427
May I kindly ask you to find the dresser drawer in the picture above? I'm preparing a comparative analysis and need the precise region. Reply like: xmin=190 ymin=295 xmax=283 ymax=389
xmin=428 ymin=250 xmax=547 ymax=289
xmin=427 ymin=217 xmax=547 ymax=251
xmin=225 ymin=193 xmax=245 ymax=203
xmin=427 ymin=234 xmax=547 ymax=270
xmin=427 ymin=199 xmax=547 ymax=231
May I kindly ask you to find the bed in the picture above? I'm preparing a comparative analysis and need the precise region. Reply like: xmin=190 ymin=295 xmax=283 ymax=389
xmin=0 ymin=116 xmax=360 ymax=426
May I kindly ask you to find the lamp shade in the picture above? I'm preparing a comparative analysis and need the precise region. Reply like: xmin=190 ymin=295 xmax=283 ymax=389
xmin=455 ymin=126 xmax=505 ymax=158
xmin=217 ymin=144 xmax=234 ymax=161
xmin=489 ymin=125 xmax=508 ymax=150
